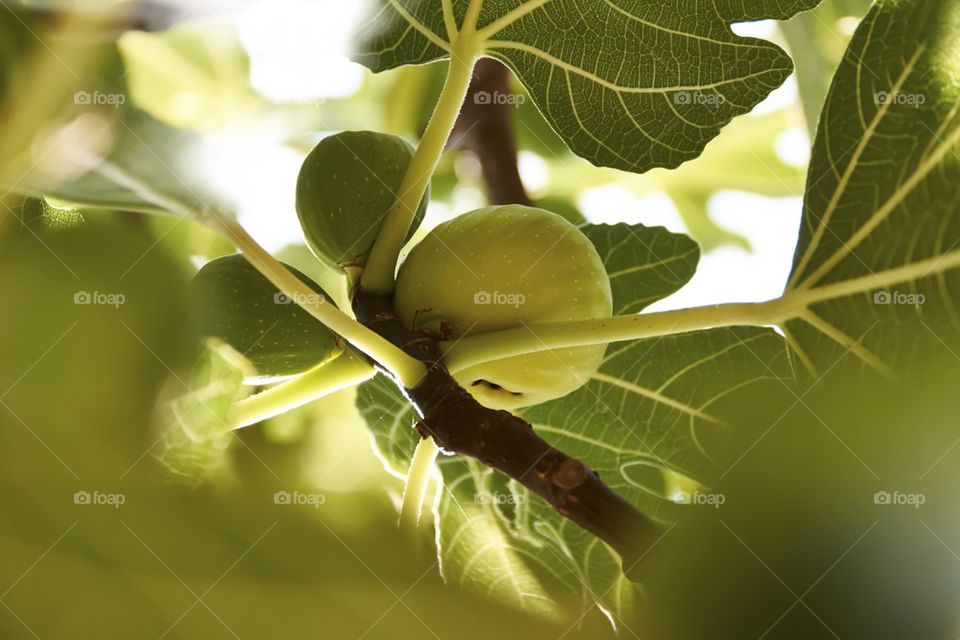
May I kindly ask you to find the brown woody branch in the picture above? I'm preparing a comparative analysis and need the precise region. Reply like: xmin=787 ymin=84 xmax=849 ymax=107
xmin=371 ymin=58 xmax=658 ymax=569
xmin=353 ymin=290 xmax=662 ymax=571
xmin=452 ymin=58 xmax=533 ymax=206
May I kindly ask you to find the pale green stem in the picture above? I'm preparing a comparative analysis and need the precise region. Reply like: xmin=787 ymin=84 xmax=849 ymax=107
xmin=462 ymin=0 xmax=486 ymax=33
xmin=400 ymin=435 xmax=441 ymax=528
xmin=90 ymin=162 xmax=427 ymax=388
xmin=440 ymin=300 xmax=793 ymax=374
xmin=231 ymin=351 xmax=376 ymax=429
xmin=439 ymin=237 xmax=960 ymax=372
xmin=216 ymin=217 xmax=427 ymax=388
xmin=360 ymin=41 xmax=479 ymax=295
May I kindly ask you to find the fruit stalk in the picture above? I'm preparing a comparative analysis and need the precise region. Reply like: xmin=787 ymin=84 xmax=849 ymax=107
xmin=440 ymin=300 xmax=792 ymax=374
xmin=353 ymin=288 xmax=663 ymax=569
xmin=400 ymin=435 xmax=441 ymax=527
xmin=361 ymin=40 xmax=478 ymax=295
xmin=232 ymin=351 xmax=376 ymax=429
xmin=215 ymin=216 xmax=428 ymax=387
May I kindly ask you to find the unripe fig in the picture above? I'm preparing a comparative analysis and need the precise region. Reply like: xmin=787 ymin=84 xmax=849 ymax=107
xmin=395 ymin=205 xmax=612 ymax=409
xmin=191 ymin=254 xmax=340 ymax=381
xmin=296 ymin=130 xmax=428 ymax=275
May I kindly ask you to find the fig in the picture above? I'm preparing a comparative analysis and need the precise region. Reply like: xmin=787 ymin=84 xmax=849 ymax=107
xmin=395 ymin=205 xmax=612 ymax=409
xmin=296 ymin=130 xmax=428 ymax=275
xmin=191 ymin=254 xmax=340 ymax=381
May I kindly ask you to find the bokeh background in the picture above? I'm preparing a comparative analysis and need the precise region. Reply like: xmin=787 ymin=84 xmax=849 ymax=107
xmin=6 ymin=1 xmax=959 ymax=639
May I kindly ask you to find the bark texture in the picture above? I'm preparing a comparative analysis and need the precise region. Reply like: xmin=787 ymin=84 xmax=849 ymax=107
xmin=353 ymin=290 xmax=661 ymax=570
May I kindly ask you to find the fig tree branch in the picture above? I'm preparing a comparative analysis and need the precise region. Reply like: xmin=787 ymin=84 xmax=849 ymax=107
xmin=352 ymin=288 xmax=663 ymax=569
xmin=454 ymin=58 xmax=532 ymax=206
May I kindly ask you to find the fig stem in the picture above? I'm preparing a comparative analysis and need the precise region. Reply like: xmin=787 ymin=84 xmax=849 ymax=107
xmin=439 ymin=300 xmax=794 ymax=374
xmin=399 ymin=435 xmax=441 ymax=528
xmin=216 ymin=217 xmax=428 ymax=387
xmin=440 ymin=244 xmax=960 ymax=373
xmin=90 ymin=161 xmax=428 ymax=386
xmin=361 ymin=37 xmax=479 ymax=296
xmin=231 ymin=350 xmax=376 ymax=429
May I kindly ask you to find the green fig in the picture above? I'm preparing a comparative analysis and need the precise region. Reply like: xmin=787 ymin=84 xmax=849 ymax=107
xmin=191 ymin=255 xmax=340 ymax=381
xmin=395 ymin=205 xmax=612 ymax=409
xmin=296 ymin=130 xmax=428 ymax=276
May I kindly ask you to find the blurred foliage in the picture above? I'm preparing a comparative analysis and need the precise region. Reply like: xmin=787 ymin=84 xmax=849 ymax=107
xmin=0 ymin=8 xmax=129 ymax=185
xmin=0 ymin=215 xmax=199 ymax=484
xmin=0 ymin=210 xmax=603 ymax=640
xmin=119 ymin=22 xmax=259 ymax=130
xmin=0 ymin=7 xmax=34 ymax=115
xmin=5 ymin=3 xmax=955 ymax=639
xmin=155 ymin=339 xmax=253 ymax=483
xmin=0 ymin=3 xmax=828 ymax=255
xmin=275 ymin=242 xmax=351 ymax=310
xmin=781 ymin=0 xmax=876 ymax=134
xmin=19 ymin=196 xmax=85 ymax=232
xmin=643 ymin=355 xmax=960 ymax=639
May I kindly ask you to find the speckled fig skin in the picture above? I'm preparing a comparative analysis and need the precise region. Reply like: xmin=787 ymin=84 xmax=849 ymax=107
xmin=296 ymin=131 xmax=428 ymax=275
xmin=395 ymin=205 xmax=612 ymax=409
xmin=191 ymin=255 xmax=341 ymax=381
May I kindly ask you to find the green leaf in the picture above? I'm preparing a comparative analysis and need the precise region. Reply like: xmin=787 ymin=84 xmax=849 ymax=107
xmin=355 ymin=0 xmax=822 ymax=173
xmin=780 ymin=0 xmax=874 ymax=134
xmin=118 ymin=22 xmax=259 ymax=129
xmin=435 ymin=455 xmax=637 ymax=624
xmin=19 ymin=197 xmax=85 ymax=232
xmin=644 ymin=356 xmax=960 ymax=639
xmin=355 ymin=375 xmax=625 ymax=624
xmin=521 ymin=327 xmax=794 ymax=515
xmin=355 ymin=373 xmax=420 ymax=477
xmin=581 ymin=223 xmax=700 ymax=315
xmin=537 ymin=105 xmax=805 ymax=251
xmin=16 ymin=108 xmax=233 ymax=221
xmin=156 ymin=339 xmax=253 ymax=482
xmin=782 ymin=0 xmax=960 ymax=377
